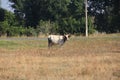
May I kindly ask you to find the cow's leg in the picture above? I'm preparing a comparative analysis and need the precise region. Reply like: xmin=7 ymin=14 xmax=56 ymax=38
xmin=48 ymin=38 xmax=52 ymax=48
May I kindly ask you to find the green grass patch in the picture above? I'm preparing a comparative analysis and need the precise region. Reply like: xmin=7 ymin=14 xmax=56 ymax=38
xmin=0 ymin=39 xmax=48 ymax=50
xmin=0 ymin=33 xmax=119 ymax=50
xmin=0 ymin=41 xmax=20 ymax=49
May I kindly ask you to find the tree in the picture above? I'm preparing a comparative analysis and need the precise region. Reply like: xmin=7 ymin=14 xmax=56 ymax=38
xmin=56 ymin=0 xmax=85 ymax=34
xmin=0 ymin=10 xmax=19 ymax=36
xmin=9 ymin=0 xmax=86 ymax=34
xmin=88 ymin=0 xmax=120 ymax=33
xmin=0 ymin=8 xmax=5 ymax=21
xmin=9 ymin=0 xmax=25 ymax=26
xmin=24 ymin=0 xmax=51 ymax=27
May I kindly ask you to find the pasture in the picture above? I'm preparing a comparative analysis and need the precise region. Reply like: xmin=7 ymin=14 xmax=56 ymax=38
xmin=0 ymin=34 xmax=120 ymax=80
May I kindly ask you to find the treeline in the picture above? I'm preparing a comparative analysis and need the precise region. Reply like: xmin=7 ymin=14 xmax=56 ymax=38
xmin=0 ymin=0 xmax=120 ymax=37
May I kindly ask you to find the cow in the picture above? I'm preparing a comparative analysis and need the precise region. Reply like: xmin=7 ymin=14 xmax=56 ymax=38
xmin=48 ymin=34 xmax=71 ymax=48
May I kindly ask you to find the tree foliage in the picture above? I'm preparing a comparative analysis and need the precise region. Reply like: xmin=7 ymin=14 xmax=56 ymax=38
xmin=0 ymin=0 xmax=119 ymax=37
xmin=9 ymin=0 xmax=88 ymax=35
xmin=88 ymin=0 xmax=120 ymax=33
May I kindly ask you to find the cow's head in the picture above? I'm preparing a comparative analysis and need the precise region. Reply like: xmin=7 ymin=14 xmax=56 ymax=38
xmin=65 ymin=34 xmax=71 ymax=40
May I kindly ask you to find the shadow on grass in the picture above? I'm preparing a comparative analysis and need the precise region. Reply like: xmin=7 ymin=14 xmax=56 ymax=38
xmin=113 ymin=70 xmax=120 ymax=78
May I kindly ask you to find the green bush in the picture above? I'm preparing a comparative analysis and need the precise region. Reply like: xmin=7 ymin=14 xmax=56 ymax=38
xmin=0 ymin=21 xmax=9 ymax=36
xmin=25 ymin=27 xmax=37 ymax=37
xmin=0 ymin=21 xmax=38 ymax=37
xmin=36 ymin=20 xmax=59 ymax=35
xmin=6 ymin=26 xmax=26 ymax=37
xmin=59 ymin=17 xmax=84 ymax=34
xmin=88 ymin=16 xmax=96 ymax=34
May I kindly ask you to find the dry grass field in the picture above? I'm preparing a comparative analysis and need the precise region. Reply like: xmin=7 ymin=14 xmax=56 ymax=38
xmin=0 ymin=34 xmax=120 ymax=80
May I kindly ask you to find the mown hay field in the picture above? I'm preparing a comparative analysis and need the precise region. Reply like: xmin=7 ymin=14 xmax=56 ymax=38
xmin=0 ymin=34 xmax=120 ymax=80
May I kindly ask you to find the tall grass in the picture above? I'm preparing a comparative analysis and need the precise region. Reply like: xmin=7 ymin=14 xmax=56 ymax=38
xmin=0 ymin=34 xmax=120 ymax=80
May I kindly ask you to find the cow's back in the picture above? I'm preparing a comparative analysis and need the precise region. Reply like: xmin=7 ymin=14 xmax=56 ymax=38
xmin=48 ymin=35 xmax=64 ymax=44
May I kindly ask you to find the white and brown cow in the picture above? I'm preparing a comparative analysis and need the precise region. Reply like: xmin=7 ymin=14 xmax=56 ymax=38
xmin=48 ymin=34 xmax=70 ymax=48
